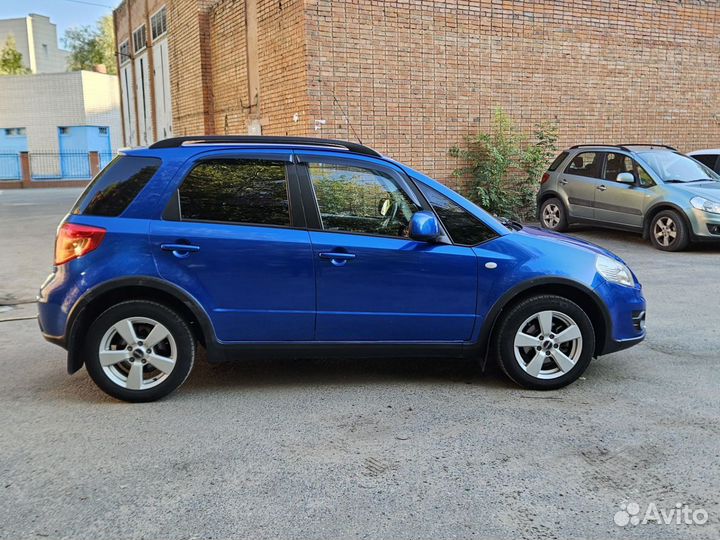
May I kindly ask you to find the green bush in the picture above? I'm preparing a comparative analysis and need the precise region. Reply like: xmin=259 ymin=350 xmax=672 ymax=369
xmin=450 ymin=108 xmax=558 ymax=221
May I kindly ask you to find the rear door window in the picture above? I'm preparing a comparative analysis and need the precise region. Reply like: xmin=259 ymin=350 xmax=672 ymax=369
xmin=564 ymin=152 xmax=603 ymax=179
xmin=178 ymin=159 xmax=291 ymax=226
xmin=72 ymin=155 xmax=161 ymax=216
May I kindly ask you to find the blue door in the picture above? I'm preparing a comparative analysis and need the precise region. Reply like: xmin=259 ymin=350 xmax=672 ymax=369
xmin=0 ymin=128 xmax=27 ymax=180
xmin=299 ymin=154 xmax=478 ymax=342
xmin=150 ymin=152 xmax=316 ymax=342
xmin=58 ymin=126 xmax=112 ymax=178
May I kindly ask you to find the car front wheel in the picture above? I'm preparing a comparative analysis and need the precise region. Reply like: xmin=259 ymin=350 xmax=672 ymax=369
xmin=494 ymin=294 xmax=595 ymax=390
xmin=85 ymin=300 xmax=195 ymax=402
xmin=649 ymin=210 xmax=690 ymax=251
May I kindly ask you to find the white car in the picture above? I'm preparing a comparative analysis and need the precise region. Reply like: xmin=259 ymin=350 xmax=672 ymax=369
xmin=688 ymin=149 xmax=720 ymax=173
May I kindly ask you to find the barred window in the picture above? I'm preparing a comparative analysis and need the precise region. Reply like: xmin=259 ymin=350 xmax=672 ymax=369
xmin=151 ymin=7 xmax=167 ymax=40
xmin=119 ymin=40 xmax=130 ymax=64
xmin=132 ymin=25 xmax=147 ymax=53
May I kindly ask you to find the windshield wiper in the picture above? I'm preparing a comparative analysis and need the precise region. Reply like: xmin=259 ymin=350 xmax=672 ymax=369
xmin=665 ymin=178 xmax=714 ymax=183
xmin=499 ymin=217 xmax=523 ymax=231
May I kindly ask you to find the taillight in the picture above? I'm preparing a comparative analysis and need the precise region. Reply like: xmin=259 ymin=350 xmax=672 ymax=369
xmin=541 ymin=172 xmax=550 ymax=184
xmin=54 ymin=223 xmax=106 ymax=265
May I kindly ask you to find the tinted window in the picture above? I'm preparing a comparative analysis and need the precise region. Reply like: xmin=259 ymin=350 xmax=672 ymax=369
xmin=418 ymin=184 xmax=497 ymax=246
xmin=548 ymin=151 xmax=569 ymax=171
xmin=605 ymin=152 xmax=634 ymax=182
xmin=565 ymin=152 xmax=602 ymax=178
xmin=73 ymin=155 xmax=160 ymax=216
xmin=179 ymin=159 xmax=290 ymax=226
xmin=692 ymin=154 xmax=718 ymax=170
xmin=309 ymin=163 xmax=419 ymax=237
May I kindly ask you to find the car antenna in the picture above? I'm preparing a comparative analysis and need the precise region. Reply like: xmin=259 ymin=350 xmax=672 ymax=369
xmin=333 ymin=94 xmax=363 ymax=144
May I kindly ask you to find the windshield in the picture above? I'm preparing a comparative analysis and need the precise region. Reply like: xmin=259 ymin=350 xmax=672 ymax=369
xmin=638 ymin=151 xmax=720 ymax=183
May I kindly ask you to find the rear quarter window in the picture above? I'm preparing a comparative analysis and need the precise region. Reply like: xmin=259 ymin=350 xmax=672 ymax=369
xmin=548 ymin=151 xmax=569 ymax=171
xmin=72 ymin=155 xmax=161 ymax=216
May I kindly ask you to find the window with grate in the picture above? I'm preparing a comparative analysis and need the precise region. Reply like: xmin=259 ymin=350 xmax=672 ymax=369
xmin=133 ymin=25 xmax=147 ymax=53
xmin=151 ymin=7 xmax=167 ymax=40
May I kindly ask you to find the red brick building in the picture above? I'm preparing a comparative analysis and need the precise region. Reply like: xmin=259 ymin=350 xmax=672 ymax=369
xmin=114 ymin=0 xmax=720 ymax=188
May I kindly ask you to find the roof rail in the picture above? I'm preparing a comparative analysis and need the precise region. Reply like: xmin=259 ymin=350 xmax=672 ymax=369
xmin=148 ymin=136 xmax=382 ymax=157
xmin=569 ymin=143 xmax=678 ymax=152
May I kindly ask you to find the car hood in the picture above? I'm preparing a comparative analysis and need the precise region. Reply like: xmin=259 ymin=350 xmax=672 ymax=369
xmin=512 ymin=225 xmax=625 ymax=262
xmin=673 ymin=181 xmax=720 ymax=201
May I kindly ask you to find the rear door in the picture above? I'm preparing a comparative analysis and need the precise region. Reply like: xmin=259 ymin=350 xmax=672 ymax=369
xmin=150 ymin=151 xmax=315 ymax=342
xmin=594 ymin=152 xmax=651 ymax=228
xmin=560 ymin=151 xmax=606 ymax=219
xmin=296 ymin=152 xmax=479 ymax=342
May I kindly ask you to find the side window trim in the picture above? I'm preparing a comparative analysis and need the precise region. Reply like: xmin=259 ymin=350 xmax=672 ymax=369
xmin=162 ymin=153 xmax=306 ymax=229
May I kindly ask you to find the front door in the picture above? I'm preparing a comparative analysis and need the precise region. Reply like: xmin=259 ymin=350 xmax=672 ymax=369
xmin=560 ymin=151 xmax=606 ymax=219
xmin=151 ymin=152 xmax=315 ymax=342
xmin=594 ymin=152 xmax=649 ymax=228
xmin=298 ymin=154 xmax=478 ymax=342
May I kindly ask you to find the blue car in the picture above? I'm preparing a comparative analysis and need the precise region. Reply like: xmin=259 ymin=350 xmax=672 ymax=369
xmin=38 ymin=136 xmax=646 ymax=402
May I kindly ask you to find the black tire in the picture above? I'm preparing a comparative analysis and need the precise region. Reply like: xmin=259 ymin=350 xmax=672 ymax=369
xmin=540 ymin=197 xmax=568 ymax=232
xmin=649 ymin=209 xmax=690 ymax=252
xmin=494 ymin=294 xmax=595 ymax=390
xmin=85 ymin=300 xmax=195 ymax=402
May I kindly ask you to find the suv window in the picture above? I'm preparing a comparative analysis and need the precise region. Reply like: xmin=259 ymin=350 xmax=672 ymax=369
xmin=418 ymin=184 xmax=497 ymax=246
xmin=72 ymin=155 xmax=160 ymax=216
xmin=548 ymin=151 xmax=569 ymax=171
xmin=565 ymin=152 xmax=602 ymax=178
xmin=605 ymin=153 xmax=634 ymax=182
xmin=636 ymin=163 xmax=655 ymax=187
xmin=308 ymin=163 xmax=419 ymax=237
xmin=692 ymin=154 xmax=718 ymax=170
xmin=178 ymin=159 xmax=290 ymax=226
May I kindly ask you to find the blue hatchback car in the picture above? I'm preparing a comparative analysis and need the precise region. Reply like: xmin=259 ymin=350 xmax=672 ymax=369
xmin=38 ymin=136 xmax=646 ymax=402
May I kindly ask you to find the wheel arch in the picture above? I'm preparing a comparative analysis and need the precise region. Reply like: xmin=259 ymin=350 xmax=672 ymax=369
xmin=642 ymin=202 xmax=690 ymax=239
xmin=65 ymin=277 xmax=217 ymax=374
xmin=475 ymin=278 xmax=611 ymax=368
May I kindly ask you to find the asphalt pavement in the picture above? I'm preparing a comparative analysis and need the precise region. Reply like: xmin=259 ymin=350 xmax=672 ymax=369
xmin=0 ymin=187 xmax=718 ymax=540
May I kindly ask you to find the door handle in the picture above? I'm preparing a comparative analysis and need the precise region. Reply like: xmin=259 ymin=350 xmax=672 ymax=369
xmin=597 ymin=185 xmax=607 ymax=191
xmin=559 ymin=178 xmax=568 ymax=185
xmin=319 ymin=252 xmax=356 ymax=266
xmin=161 ymin=243 xmax=200 ymax=258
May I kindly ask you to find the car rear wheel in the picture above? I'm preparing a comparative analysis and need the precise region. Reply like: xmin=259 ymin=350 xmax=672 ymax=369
xmin=540 ymin=198 xmax=568 ymax=232
xmin=85 ymin=300 xmax=195 ymax=402
xmin=649 ymin=210 xmax=690 ymax=251
xmin=494 ymin=295 xmax=595 ymax=390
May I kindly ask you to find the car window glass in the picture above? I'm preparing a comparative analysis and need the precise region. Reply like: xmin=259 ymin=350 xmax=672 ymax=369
xmin=605 ymin=153 xmax=634 ymax=182
xmin=692 ymin=154 xmax=718 ymax=169
xmin=178 ymin=159 xmax=290 ymax=226
xmin=636 ymin=163 xmax=655 ymax=187
xmin=308 ymin=163 xmax=419 ymax=237
xmin=565 ymin=152 xmax=602 ymax=179
xmin=548 ymin=151 xmax=569 ymax=172
xmin=72 ymin=155 xmax=160 ymax=216
xmin=417 ymin=184 xmax=497 ymax=246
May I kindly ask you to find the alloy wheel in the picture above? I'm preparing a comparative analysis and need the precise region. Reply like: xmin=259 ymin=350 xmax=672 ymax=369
xmin=654 ymin=216 xmax=677 ymax=247
xmin=513 ymin=310 xmax=583 ymax=380
xmin=98 ymin=317 xmax=177 ymax=390
xmin=542 ymin=203 xmax=561 ymax=228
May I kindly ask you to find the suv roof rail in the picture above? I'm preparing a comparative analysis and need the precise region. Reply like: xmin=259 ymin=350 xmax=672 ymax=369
xmin=569 ymin=143 xmax=677 ymax=152
xmin=148 ymin=135 xmax=382 ymax=157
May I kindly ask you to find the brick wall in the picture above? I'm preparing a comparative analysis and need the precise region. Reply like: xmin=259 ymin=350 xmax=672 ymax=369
xmin=120 ymin=0 xmax=720 ymax=190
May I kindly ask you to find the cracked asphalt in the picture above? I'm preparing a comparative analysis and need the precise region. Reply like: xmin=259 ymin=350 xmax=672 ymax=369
xmin=0 ymin=188 xmax=718 ymax=540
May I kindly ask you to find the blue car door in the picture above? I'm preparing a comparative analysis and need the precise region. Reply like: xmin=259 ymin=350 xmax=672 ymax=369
xmin=150 ymin=150 xmax=315 ymax=342
xmin=296 ymin=152 xmax=478 ymax=342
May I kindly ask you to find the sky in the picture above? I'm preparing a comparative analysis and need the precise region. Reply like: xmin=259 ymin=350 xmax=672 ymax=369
xmin=0 ymin=0 xmax=114 ymax=48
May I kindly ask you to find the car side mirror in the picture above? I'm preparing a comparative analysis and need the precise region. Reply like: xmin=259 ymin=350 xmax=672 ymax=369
xmin=409 ymin=211 xmax=440 ymax=242
xmin=616 ymin=172 xmax=635 ymax=184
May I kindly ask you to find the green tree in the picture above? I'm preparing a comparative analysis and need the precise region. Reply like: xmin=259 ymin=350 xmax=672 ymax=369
xmin=450 ymin=108 xmax=558 ymax=220
xmin=0 ymin=35 xmax=30 ymax=75
xmin=63 ymin=15 xmax=117 ymax=74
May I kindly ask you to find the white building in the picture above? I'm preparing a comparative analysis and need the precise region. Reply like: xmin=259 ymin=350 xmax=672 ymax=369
xmin=0 ymin=71 xmax=121 ymax=180
xmin=0 ymin=14 xmax=70 ymax=74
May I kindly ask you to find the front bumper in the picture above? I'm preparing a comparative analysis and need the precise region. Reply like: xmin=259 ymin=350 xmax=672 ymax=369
xmin=594 ymin=280 xmax=647 ymax=356
xmin=688 ymin=208 xmax=720 ymax=240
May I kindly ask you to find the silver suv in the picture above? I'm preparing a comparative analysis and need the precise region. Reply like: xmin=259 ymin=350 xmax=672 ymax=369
xmin=537 ymin=144 xmax=720 ymax=251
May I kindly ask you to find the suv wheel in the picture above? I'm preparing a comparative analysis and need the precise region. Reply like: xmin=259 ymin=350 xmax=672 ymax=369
xmin=649 ymin=210 xmax=689 ymax=251
xmin=494 ymin=295 xmax=595 ymax=390
xmin=540 ymin=198 xmax=568 ymax=232
xmin=85 ymin=300 xmax=195 ymax=402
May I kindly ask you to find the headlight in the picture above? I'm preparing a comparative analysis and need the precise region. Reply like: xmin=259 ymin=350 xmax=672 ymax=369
xmin=596 ymin=255 xmax=634 ymax=287
xmin=691 ymin=196 xmax=720 ymax=214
